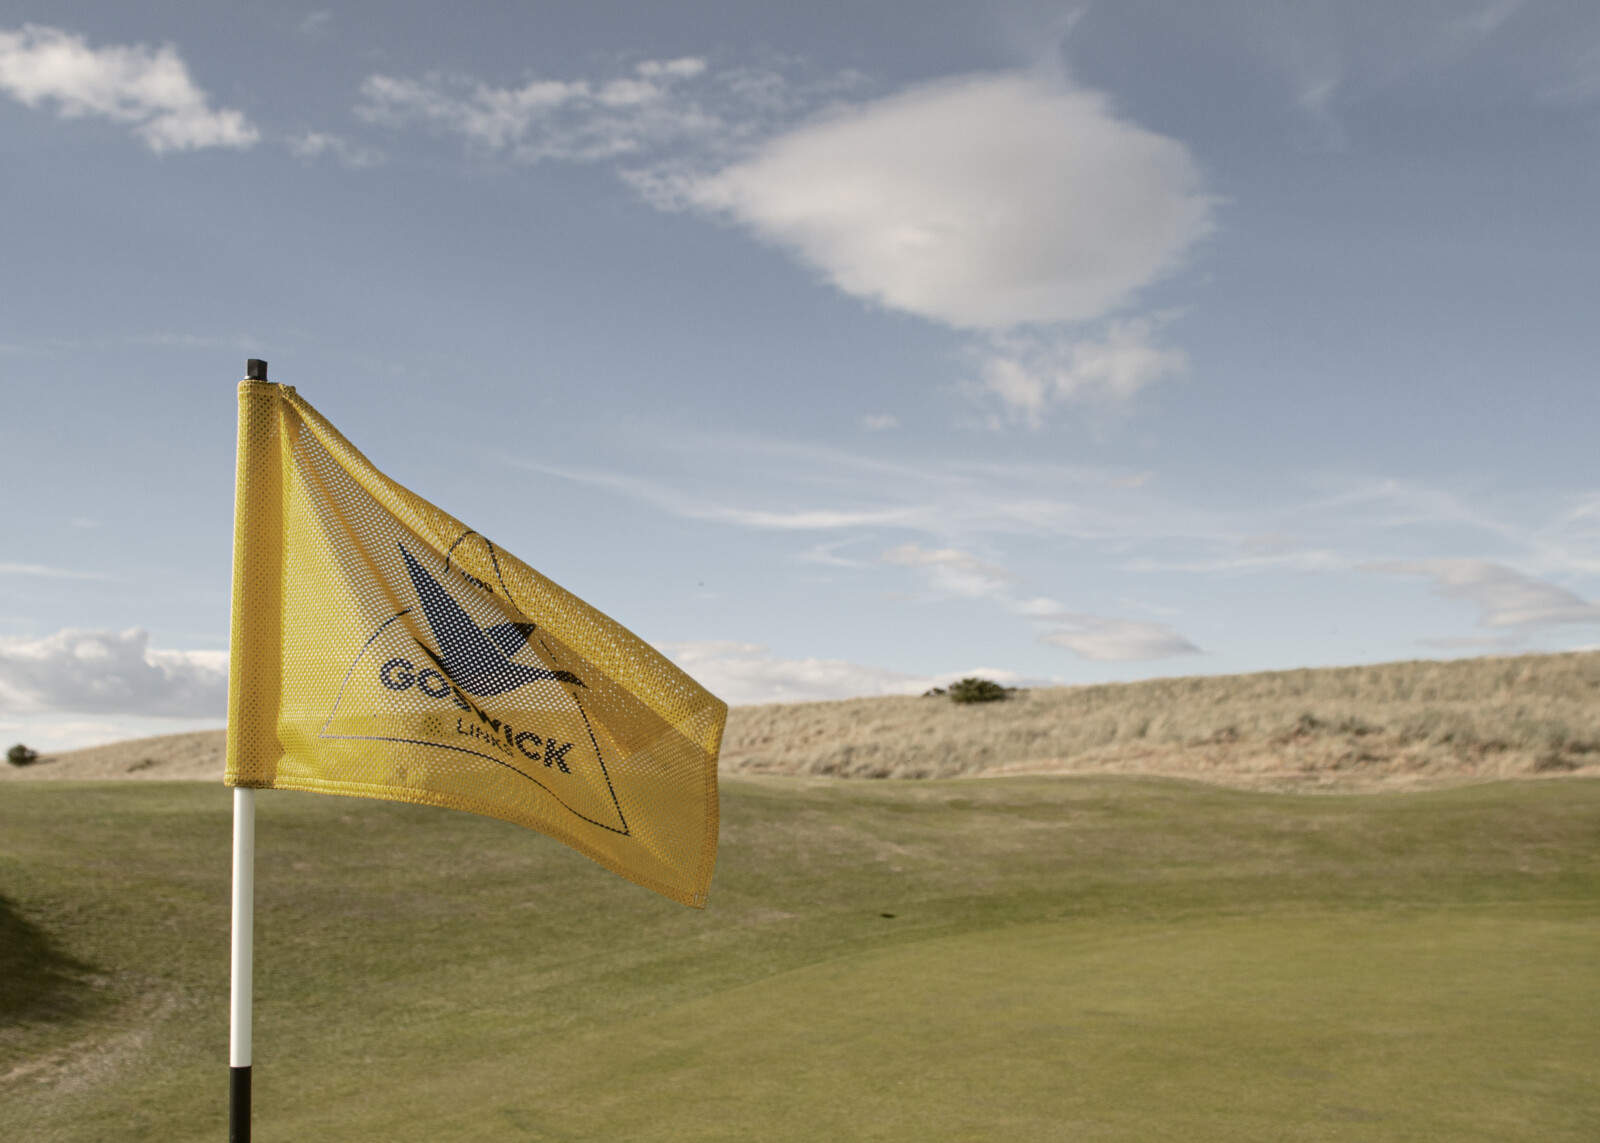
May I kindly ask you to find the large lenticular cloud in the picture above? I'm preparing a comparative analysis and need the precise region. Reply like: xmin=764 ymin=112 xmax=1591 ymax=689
xmin=690 ymin=71 xmax=1216 ymax=330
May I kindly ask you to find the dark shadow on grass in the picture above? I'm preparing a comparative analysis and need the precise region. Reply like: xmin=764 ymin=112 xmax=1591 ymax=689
xmin=0 ymin=893 xmax=104 ymax=1025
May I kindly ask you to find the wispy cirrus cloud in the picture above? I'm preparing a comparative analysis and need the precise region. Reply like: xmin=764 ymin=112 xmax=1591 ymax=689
xmin=973 ymin=315 xmax=1190 ymax=428
xmin=297 ymin=11 xmax=334 ymax=39
xmin=1125 ymin=548 xmax=1345 ymax=574
xmin=515 ymin=448 xmax=1215 ymax=546
xmin=518 ymin=462 xmax=927 ymax=532
xmin=288 ymin=129 xmax=384 ymax=168
xmin=1298 ymin=476 xmax=1600 ymax=578
xmin=1249 ymin=1 xmax=1533 ymax=148
xmin=880 ymin=543 xmax=1014 ymax=600
xmin=0 ymin=24 xmax=258 ymax=152
xmin=0 ymin=628 xmax=227 ymax=717
xmin=1538 ymin=41 xmax=1600 ymax=104
xmin=1040 ymin=615 xmax=1203 ymax=662
xmin=1368 ymin=559 xmax=1600 ymax=629
xmin=0 ymin=561 xmax=113 ymax=581
xmin=353 ymin=56 xmax=814 ymax=165
xmin=875 ymin=543 xmax=1203 ymax=662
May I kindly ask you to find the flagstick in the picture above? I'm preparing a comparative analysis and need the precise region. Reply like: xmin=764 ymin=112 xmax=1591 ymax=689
xmin=230 ymin=357 xmax=267 ymax=1143
xmin=230 ymin=786 xmax=255 ymax=1142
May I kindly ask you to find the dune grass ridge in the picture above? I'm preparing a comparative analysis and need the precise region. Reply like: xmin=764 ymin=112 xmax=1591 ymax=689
xmin=721 ymin=650 xmax=1600 ymax=789
xmin=10 ymin=650 xmax=1600 ymax=792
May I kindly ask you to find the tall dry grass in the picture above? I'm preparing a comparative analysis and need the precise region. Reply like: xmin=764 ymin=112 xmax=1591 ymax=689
xmin=18 ymin=651 xmax=1600 ymax=793
xmin=720 ymin=651 xmax=1600 ymax=790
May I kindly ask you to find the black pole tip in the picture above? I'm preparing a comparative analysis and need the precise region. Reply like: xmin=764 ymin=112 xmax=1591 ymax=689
xmin=229 ymin=1065 xmax=252 ymax=1142
xmin=246 ymin=359 xmax=268 ymax=382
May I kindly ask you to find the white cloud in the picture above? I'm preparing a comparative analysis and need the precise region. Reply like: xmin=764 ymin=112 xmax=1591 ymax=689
xmin=687 ymin=70 xmax=1214 ymax=330
xmin=0 ymin=628 xmax=227 ymax=717
xmin=1040 ymin=615 xmax=1203 ymax=661
xmin=0 ymin=24 xmax=258 ymax=152
xmin=860 ymin=413 xmax=899 ymax=431
xmin=796 ymin=541 xmax=868 ymax=569
xmin=975 ymin=316 xmax=1189 ymax=426
xmin=0 ymin=561 xmax=112 ymax=580
xmin=1125 ymin=549 xmax=1345 ymax=574
xmin=298 ymin=11 xmax=334 ymax=38
xmin=1013 ymin=596 xmax=1067 ymax=618
xmin=360 ymin=60 xmax=1211 ymax=430
xmin=355 ymin=57 xmax=724 ymax=163
xmin=1368 ymin=559 xmax=1600 ymax=628
xmin=881 ymin=543 xmax=1013 ymax=600
xmin=637 ymin=58 xmax=709 ymax=81
xmin=660 ymin=640 xmax=1028 ymax=705
xmin=878 ymin=545 xmax=1197 ymax=661
xmin=288 ymin=129 xmax=384 ymax=168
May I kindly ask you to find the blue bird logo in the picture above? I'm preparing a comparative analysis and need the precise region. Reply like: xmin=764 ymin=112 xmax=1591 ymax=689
xmin=399 ymin=542 xmax=583 ymax=697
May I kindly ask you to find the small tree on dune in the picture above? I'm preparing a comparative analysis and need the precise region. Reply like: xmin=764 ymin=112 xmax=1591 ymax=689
xmin=946 ymin=677 xmax=1011 ymax=704
xmin=7 ymin=743 xmax=40 ymax=767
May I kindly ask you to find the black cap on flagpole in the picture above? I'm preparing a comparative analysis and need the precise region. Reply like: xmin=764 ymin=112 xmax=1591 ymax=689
xmin=246 ymin=359 xmax=268 ymax=382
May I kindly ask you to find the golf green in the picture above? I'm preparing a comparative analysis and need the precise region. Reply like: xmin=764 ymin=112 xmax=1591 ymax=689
xmin=2 ymin=776 xmax=1596 ymax=1140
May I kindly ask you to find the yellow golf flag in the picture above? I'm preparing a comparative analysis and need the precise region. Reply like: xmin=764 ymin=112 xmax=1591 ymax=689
xmin=225 ymin=380 xmax=724 ymax=907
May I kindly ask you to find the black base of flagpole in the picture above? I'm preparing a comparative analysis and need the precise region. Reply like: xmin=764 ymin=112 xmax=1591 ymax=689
xmin=230 ymin=1065 xmax=251 ymax=1142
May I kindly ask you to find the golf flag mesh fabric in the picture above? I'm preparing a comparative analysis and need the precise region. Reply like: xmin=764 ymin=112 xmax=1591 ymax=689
xmin=225 ymin=380 xmax=725 ymax=907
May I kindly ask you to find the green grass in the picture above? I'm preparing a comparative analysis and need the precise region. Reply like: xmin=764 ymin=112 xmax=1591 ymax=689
xmin=2 ymin=776 xmax=1597 ymax=1141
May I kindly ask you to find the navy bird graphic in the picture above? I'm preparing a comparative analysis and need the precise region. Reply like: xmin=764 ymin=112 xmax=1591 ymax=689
xmin=399 ymin=542 xmax=582 ymax=697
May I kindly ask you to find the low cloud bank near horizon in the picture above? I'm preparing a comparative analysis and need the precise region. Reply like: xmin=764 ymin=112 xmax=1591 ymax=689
xmin=0 ymin=628 xmax=227 ymax=718
xmin=0 ymin=626 xmax=1046 ymax=729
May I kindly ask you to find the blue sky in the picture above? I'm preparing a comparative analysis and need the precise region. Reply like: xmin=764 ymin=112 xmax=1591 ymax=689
xmin=3 ymin=1 xmax=1599 ymax=751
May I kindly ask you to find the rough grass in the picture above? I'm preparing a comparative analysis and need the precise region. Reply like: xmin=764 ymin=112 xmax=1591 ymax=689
xmin=1 ymin=776 xmax=1597 ymax=1141
xmin=722 ymin=650 xmax=1600 ymax=788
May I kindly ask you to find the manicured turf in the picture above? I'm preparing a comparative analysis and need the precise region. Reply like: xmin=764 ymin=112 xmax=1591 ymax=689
xmin=2 ymin=776 xmax=1597 ymax=1141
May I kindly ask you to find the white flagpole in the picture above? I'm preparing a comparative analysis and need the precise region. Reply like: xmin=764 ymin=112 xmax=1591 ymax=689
xmin=230 ymin=785 xmax=255 ymax=1140
xmin=230 ymin=357 xmax=268 ymax=1142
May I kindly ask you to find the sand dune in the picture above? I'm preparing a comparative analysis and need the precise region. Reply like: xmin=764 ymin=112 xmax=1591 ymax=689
xmin=1 ymin=730 xmax=227 ymax=782
xmin=8 ymin=650 xmax=1600 ymax=793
